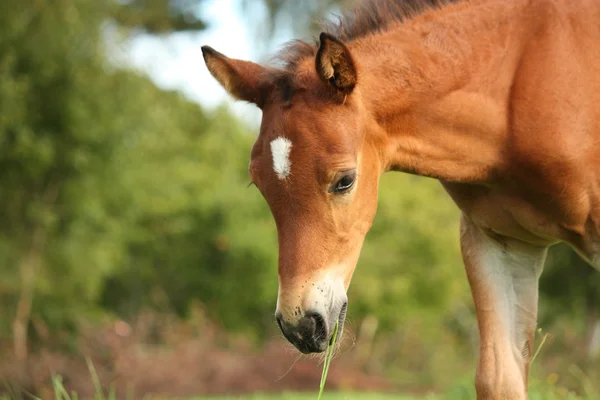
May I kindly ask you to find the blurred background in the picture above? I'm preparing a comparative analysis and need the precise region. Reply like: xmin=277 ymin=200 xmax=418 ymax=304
xmin=0 ymin=0 xmax=598 ymax=398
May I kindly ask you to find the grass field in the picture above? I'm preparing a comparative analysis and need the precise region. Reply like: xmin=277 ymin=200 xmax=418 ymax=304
xmin=26 ymin=379 xmax=596 ymax=400
xmin=198 ymin=389 xmax=589 ymax=400
xmin=1 ymin=386 xmax=592 ymax=400
xmin=3 ymin=363 xmax=592 ymax=400
xmin=201 ymin=395 xmax=421 ymax=400
xmin=195 ymin=377 xmax=597 ymax=400
xmin=201 ymin=394 xmax=426 ymax=400
xmin=197 ymin=383 xmax=594 ymax=400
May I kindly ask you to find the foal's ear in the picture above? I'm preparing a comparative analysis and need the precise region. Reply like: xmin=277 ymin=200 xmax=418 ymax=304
xmin=202 ymin=46 xmax=271 ymax=107
xmin=315 ymin=32 xmax=357 ymax=94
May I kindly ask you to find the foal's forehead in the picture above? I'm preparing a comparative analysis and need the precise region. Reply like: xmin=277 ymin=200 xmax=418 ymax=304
xmin=254 ymin=109 xmax=356 ymax=162
xmin=248 ymin=89 xmax=362 ymax=186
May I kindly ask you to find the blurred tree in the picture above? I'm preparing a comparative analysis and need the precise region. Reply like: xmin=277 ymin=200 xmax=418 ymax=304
xmin=0 ymin=0 xmax=126 ymax=361
xmin=111 ymin=0 xmax=347 ymax=38
xmin=110 ymin=0 xmax=208 ymax=34
xmin=0 ymin=0 xmax=288 ymax=358
xmin=0 ymin=0 xmax=277 ymax=359
xmin=97 ymin=98 xmax=278 ymax=335
xmin=242 ymin=0 xmax=349 ymax=39
xmin=352 ymin=174 xmax=466 ymax=331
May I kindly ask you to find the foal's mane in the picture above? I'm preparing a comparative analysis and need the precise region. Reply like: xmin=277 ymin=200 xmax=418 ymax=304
xmin=273 ymin=0 xmax=460 ymax=73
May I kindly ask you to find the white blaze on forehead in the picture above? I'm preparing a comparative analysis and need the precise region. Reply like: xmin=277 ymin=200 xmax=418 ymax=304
xmin=270 ymin=137 xmax=292 ymax=179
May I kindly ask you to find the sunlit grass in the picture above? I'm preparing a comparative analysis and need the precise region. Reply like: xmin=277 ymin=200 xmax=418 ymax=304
xmin=199 ymin=394 xmax=426 ymax=400
xmin=1 ymin=349 xmax=596 ymax=400
xmin=197 ymin=386 xmax=589 ymax=400
xmin=0 ymin=384 xmax=593 ymax=400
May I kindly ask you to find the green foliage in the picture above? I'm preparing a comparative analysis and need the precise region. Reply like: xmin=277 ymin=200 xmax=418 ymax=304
xmin=0 ymin=0 xmax=279 ymax=346
xmin=98 ymin=101 xmax=278 ymax=334
xmin=110 ymin=0 xmax=207 ymax=34
xmin=352 ymin=174 xmax=465 ymax=330
xmin=0 ymin=0 xmax=129 ymax=340
xmin=541 ymin=244 xmax=600 ymax=323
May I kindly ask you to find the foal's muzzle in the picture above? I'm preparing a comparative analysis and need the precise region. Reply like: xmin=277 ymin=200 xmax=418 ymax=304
xmin=276 ymin=302 xmax=347 ymax=354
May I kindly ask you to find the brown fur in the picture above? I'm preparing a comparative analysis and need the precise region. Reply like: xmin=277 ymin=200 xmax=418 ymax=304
xmin=272 ymin=0 xmax=459 ymax=72
xmin=202 ymin=0 xmax=600 ymax=398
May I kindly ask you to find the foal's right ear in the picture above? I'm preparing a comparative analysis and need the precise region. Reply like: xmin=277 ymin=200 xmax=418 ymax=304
xmin=315 ymin=32 xmax=357 ymax=94
xmin=202 ymin=46 xmax=272 ymax=107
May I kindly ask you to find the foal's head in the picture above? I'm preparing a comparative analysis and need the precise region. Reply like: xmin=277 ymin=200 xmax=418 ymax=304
xmin=203 ymin=34 xmax=386 ymax=353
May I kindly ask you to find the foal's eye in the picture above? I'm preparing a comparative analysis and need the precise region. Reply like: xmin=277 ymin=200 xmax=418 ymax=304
xmin=329 ymin=171 xmax=356 ymax=194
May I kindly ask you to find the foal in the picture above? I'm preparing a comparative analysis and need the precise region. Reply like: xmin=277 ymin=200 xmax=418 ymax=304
xmin=202 ymin=0 xmax=600 ymax=398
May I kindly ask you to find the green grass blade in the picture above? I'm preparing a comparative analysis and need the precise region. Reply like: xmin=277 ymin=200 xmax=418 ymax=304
xmin=85 ymin=357 xmax=105 ymax=400
xmin=530 ymin=329 xmax=549 ymax=365
xmin=317 ymin=320 xmax=339 ymax=400
xmin=52 ymin=375 xmax=72 ymax=400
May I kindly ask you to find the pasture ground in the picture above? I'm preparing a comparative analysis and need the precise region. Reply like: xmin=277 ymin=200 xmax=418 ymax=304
xmin=198 ymin=389 xmax=586 ymax=400
xmin=200 ymin=394 xmax=419 ymax=400
xmin=198 ymin=384 xmax=590 ymax=400
xmin=1 ymin=378 xmax=591 ymax=400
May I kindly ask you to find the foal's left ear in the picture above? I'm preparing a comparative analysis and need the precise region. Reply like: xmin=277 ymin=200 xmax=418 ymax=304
xmin=316 ymin=32 xmax=357 ymax=94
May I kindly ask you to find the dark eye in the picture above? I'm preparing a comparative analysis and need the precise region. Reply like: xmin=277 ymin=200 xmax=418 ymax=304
xmin=329 ymin=171 xmax=356 ymax=194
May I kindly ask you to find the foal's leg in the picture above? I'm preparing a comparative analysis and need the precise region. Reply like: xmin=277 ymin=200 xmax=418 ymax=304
xmin=460 ymin=214 xmax=547 ymax=400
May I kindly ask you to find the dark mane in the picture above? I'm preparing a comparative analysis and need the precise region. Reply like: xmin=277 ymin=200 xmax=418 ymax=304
xmin=272 ymin=0 xmax=458 ymax=73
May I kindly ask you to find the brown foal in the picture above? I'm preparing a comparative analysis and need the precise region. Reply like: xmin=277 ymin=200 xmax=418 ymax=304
xmin=202 ymin=0 xmax=600 ymax=398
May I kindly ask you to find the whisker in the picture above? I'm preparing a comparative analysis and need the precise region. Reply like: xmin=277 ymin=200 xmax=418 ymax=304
xmin=275 ymin=352 xmax=304 ymax=382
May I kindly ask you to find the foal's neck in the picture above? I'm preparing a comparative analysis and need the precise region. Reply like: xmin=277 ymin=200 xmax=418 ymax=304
xmin=356 ymin=0 xmax=532 ymax=183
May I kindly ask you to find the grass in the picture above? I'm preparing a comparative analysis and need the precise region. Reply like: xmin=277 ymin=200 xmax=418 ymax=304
xmin=197 ymin=387 xmax=588 ymax=400
xmin=317 ymin=321 xmax=339 ymax=400
xmin=2 ymin=342 xmax=596 ymax=400
xmin=198 ymin=382 xmax=594 ymax=400
xmin=1 ymin=364 xmax=595 ymax=400
xmin=1 ymin=371 xmax=595 ymax=400
xmin=0 ymin=383 xmax=593 ymax=400
xmin=199 ymin=394 xmax=427 ymax=400
xmin=32 ymin=373 xmax=596 ymax=400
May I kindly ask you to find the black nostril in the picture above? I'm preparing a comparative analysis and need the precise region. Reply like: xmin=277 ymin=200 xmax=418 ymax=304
xmin=275 ymin=311 xmax=330 ymax=353
xmin=306 ymin=312 xmax=327 ymax=342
